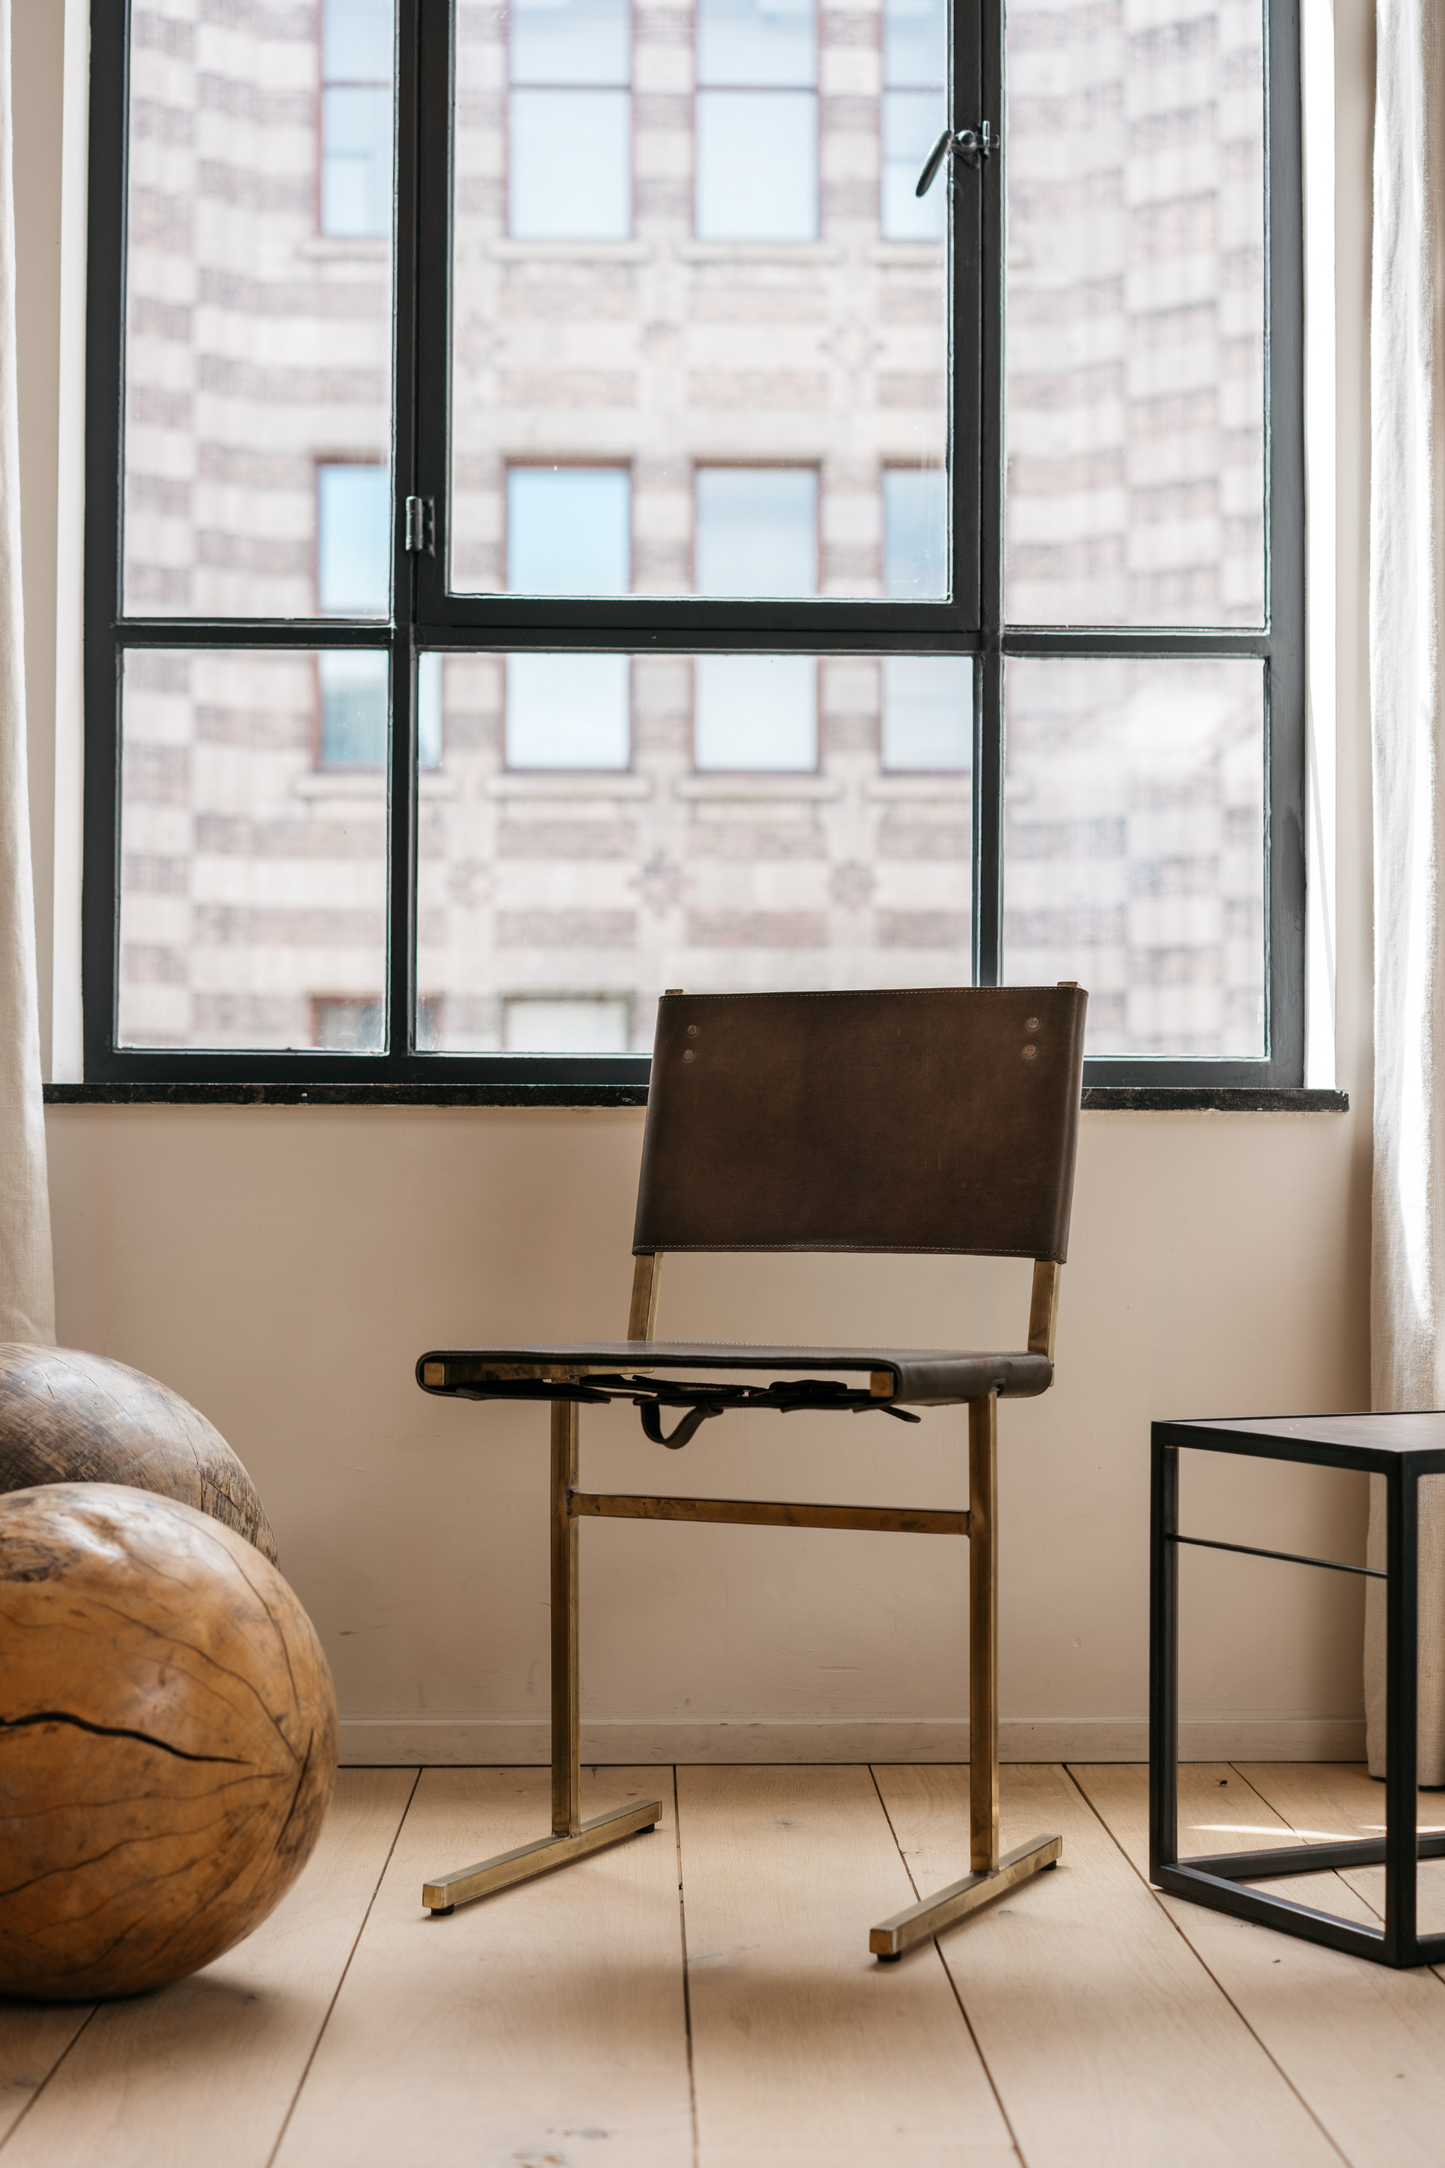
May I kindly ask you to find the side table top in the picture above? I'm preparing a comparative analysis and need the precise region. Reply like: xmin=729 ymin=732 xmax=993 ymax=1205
xmin=1155 ymin=1410 xmax=1445 ymax=1471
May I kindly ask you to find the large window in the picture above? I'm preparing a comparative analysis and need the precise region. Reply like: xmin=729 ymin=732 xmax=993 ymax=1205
xmin=86 ymin=0 xmax=1301 ymax=1085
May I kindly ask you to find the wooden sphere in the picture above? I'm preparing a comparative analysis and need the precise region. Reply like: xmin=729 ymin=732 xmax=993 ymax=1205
xmin=0 ymin=1344 xmax=276 ymax=1563
xmin=0 ymin=1483 xmax=337 ymax=2001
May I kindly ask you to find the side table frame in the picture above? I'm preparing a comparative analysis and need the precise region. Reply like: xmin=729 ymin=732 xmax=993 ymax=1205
xmin=1150 ymin=1415 xmax=1445 ymax=1968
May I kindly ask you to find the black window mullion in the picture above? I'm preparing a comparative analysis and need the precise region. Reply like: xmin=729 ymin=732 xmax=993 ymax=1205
xmin=1263 ymin=0 xmax=1307 ymax=1090
xmin=389 ymin=0 xmax=423 ymax=1067
xmin=413 ymin=0 xmax=453 ymax=630
xmin=81 ymin=0 xmax=128 ymax=1082
xmin=971 ymin=0 xmax=1005 ymax=987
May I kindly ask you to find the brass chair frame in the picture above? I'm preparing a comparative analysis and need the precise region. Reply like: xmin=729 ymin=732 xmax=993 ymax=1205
xmin=416 ymin=985 xmax=1083 ymax=1957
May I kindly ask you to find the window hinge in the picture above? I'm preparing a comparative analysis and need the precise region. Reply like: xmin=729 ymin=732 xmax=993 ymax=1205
xmin=915 ymin=122 xmax=992 ymax=197
xmin=404 ymin=495 xmax=435 ymax=554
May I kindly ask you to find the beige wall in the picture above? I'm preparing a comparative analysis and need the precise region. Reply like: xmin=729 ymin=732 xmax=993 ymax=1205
xmin=12 ymin=0 xmax=1378 ymax=1762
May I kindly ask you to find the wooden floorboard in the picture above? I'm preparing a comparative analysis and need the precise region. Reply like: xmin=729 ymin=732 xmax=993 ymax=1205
xmin=875 ymin=1762 xmax=1342 ymax=2168
xmin=1078 ymin=1761 xmax=1445 ymax=2168
xmin=12 ymin=1761 xmax=1445 ymax=2166
xmin=677 ymin=1764 xmax=1016 ymax=2168
xmin=0 ymin=1769 xmax=415 ymax=2168
xmin=1236 ymin=1761 xmax=1445 ymax=1935
xmin=0 ymin=2012 xmax=92 ymax=2151
xmin=270 ymin=1766 xmax=695 ymax=2168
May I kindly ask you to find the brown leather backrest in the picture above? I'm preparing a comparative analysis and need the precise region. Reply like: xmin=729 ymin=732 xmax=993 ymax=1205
xmin=633 ymin=986 xmax=1087 ymax=1260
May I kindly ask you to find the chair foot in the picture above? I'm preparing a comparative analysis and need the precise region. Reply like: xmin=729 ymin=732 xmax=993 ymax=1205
xmin=428 ymin=1904 xmax=455 ymax=1916
xmin=869 ymin=1832 xmax=1062 ymax=1959
xmin=421 ymin=1798 xmax=663 ymax=1914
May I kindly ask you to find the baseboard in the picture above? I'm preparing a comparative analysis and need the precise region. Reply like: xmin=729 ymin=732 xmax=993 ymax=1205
xmin=336 ymin=1714 xmax=1367 ymax=1767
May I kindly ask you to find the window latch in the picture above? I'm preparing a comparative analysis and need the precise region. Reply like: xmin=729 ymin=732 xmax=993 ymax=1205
xmin=915 ymin=122 xmax=992 ymax=198
xmin=404 ymin=495 xmax=435 ymax=555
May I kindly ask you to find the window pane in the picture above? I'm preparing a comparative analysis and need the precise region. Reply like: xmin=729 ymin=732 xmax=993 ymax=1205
xmin=1004 ymin=657 xmax=1264 ymax=1055
xmin=319 ymin=650 xmax=389 ymax=767
xmin=450 ymin=9 xmax=947 ymax=601
xmin=418 ymin=651 xmax=445 ymax=770
xmin=504 ymin=997 xmax=632 ymax=1050
xmin=881 ymin=655 xmax=971 ymax=771
xmin=695 ymin=654 xmax=817 ymax=768
xmin=698 ymin=0 xmax=816 ymax=87
xmin=508 ymin=468 xmax=631 ymax=592
xmin=314 ymin=996 xmax=384 ymax=1049
xmin=512 ymin=0 xmax=631 ymax=84
xmin=123 ymin=2 xmax=396 ymax=617
xmin=318 ymin=465 xmax=390 ymax=615
xmin=510 ymin=88 xmax=632 ymax=238
xmin=696 ymin=468 xmax=817 ymax=595
xmin=696 ymin=91 xmax=818 ymax=242
xmin=883 ymin=466 xmax=946 ymax=596
xmin=118 ymin=651 xmax=389 ymax=1050
xmin=321 ymin=86 xmax=393 ymax=238
xmin=506 ymin=653 xmax=632 ymax=767
xmin=1004 ymin=0 xmax=1265 ymax=625
xmin=416 ymin=652 xmax=971 ymax=1051
xmin=882 ymin=92 xmax=946 ymax=242
xmin=322 ymin=0 xmax=393 ymax=80
xmin=884 ymin=0 xmax=945 ymax=88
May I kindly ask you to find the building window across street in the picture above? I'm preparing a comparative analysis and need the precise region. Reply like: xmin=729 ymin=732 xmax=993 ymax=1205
xmin=90 ymin=0 xmax=1301 ymax=1082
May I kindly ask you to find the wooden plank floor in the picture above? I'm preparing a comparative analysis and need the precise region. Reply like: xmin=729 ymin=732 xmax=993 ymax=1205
xmin=4 ymin=1763 xmax=1445 ymax=2166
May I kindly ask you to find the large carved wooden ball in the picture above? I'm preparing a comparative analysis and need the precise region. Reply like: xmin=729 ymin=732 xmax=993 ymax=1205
xmin=0 ymin=1483 xmax=337 ymax=2001
xmin=0 ymin=1344 xmax=276 ymax=1563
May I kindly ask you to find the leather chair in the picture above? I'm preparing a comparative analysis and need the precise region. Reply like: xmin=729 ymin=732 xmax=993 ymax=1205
xmin=416 ymin=983 xmax=1088 ymax=1957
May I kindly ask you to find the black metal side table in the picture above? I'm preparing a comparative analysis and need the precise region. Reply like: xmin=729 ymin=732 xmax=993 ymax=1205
xmin=1151 ymin=1411 xmax=1445 ymax=1968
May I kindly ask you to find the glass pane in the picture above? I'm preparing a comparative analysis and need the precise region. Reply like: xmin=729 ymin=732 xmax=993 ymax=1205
xmin=503 ymin=996 xmax=632 ymax=1050
xmin=508 ymin=468 xmax=631 ymax=592
xmin=321 ymin=87 xmax=394 ymax=237
xmin=884 ymin=0 xmax=945 ymax=88
xmin=1004 ymin=657 xmax=1264 ymax=1055
xmin=510 ymin=88 xmax=632 ymax=238
xmin=698 ymin=0 xmax=816 ymax=86
xmin=883 ymin=466 xmax=946 ymax=596
xmin=451 ymin=5 xmax=948 ymax=601
xmin=696 ymin=91 xmax=818 ymax=241
xmin=505 ymin=653 xmax=632 ymax=767
xmin=123 ymin=3 xmax=396 ymax=618
xmin=1004 ymin=0 xmax=1265 ymax=626
xmin=696 ymin=469 xmax=817 ymax=595
xmin=512 ymin=0 xmax=631 ymax=83
xmin=418 ymin=651 xmax=445 ymax=769
xmin=323 ymin=0 xmax=394 ymax=79
xmin=118 ymin=651 xmax=390 ymax=1050
xmin=882 ymin=93 xmax=946 ymax=243
xmin=694 ymin=654 xmax=817 ymax=768
xmin=318 ymin=465 xmax=390 ymax=614
xmin=416 ymin=652 xmax=972 ymax=1051
xmin=319 ymin=651 xmax=389 ymax=766
xmin=881 ymin=655 xmax=971 ymax=770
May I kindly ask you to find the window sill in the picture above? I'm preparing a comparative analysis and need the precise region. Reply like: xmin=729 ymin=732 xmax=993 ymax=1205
xmin=674 ymin=774 xmax=841 ymax=800
xmin=290 ymin=771 xmax=456 ymax=798
xmin=489 ymin=239 xmax=652 ymax=262
xmin=486 ymin=773 xmax=654 ymax=798
xmin=43 ymin=1083 xmax=1349 ymax=1112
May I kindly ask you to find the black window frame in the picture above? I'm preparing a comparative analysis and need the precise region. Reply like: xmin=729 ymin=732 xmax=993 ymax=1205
xmin=80 ymin=0 xmax=1306 ymax=1097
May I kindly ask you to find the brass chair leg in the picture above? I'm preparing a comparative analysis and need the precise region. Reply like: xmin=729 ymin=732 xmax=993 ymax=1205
xmin=423 ymin=1400 xmax=662 ymax=1915
xmin=870 ymin=1393 xmax=1062 ymax=1959
xmin=552 ymin=1399 xmax=582 ymax=1837
xmin=969 ymin=1393 xmax=1001 ymax=1872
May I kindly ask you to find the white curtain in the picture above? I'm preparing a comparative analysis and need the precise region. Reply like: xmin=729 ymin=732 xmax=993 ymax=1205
xmin=0 ymin=0 xmax=54 ymax=1348
xmin=1366 ymin=0 xmax=1445 ymax=1777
